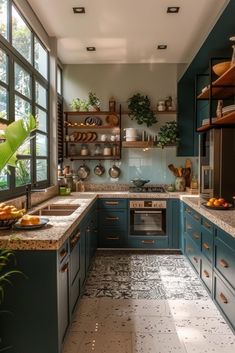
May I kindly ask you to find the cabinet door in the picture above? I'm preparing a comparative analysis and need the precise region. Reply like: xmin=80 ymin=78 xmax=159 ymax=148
xmin=85 ymin=223 xmax=91 ymax=274
xmin=70 ymin=229 xmax=81 ymax=283
xmin=58 ymin=257 xmax=70 ymax=344
xmin=80 ymin=223 xmax=86 ymax=287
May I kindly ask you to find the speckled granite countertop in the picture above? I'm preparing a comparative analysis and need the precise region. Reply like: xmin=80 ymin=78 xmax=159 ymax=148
xmin=181 ymin=196 xmax=235 ymax=238
xmin=0 ymin=194 xmax=96 ymax=251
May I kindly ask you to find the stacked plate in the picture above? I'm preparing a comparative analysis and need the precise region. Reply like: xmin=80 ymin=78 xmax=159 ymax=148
xmin=222 ymin=104 xmax=235 ymax=116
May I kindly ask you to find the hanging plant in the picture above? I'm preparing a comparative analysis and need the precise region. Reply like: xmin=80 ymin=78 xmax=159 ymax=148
xmin=157 ymin=121 xmax=179 ymax=148
xmin=127 ymin=93 xmax=157 ymax=127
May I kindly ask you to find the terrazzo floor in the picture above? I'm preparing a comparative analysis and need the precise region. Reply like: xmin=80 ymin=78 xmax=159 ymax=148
xmin=63 ymin=252 xmax=235 ymax=353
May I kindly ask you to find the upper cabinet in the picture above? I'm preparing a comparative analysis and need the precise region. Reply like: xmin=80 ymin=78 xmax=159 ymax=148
xmin=196 ymin=58 xmax=235 ymax=132
xmin=64 ymin=110 xmax=121 ymax=160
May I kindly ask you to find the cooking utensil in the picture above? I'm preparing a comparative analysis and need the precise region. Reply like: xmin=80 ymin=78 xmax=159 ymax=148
xmin=168 ymin=164 xmax=179 ymax=177
xmin=94 ymin=163 xmax=105 ymax=176
xmin=77 ymin=163 xmax=90 ymax=180
xmin=108 ymin=164 xmax=121 ymax=178
xmin=131 ymin=179 xmax=150 ymax=187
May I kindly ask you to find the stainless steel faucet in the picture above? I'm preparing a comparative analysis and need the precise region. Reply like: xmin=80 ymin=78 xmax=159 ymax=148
xmin=25 ymin=184 xmax=47 ymax=210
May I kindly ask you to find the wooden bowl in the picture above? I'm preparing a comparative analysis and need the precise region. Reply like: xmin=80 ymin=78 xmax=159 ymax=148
xmin=212 ymin=61 xmax=231 ymax=76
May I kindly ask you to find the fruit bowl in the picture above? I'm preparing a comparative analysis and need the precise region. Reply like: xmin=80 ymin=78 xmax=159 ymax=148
xmin=202 ymin=202 xmax=233 ymax=210
xmin=0 ymin=203 xmax=25 ymax=229
xmin=212 ymin=61 xmax=231 ymax=76
xmin=0 ymin=218 xmax=19 ymax=230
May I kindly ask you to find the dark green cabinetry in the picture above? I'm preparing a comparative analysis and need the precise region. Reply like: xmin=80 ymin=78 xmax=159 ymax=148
xmin=182 ymin=202 xmax=235 ymax=332
xmin=98 ymin=199 xmax=128 ymax=248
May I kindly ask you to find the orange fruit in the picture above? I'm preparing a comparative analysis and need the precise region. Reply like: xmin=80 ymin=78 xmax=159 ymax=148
xmin=206 ymin=201 xmax=213 ymax=207
xmin=218 ymin=198 xmax=225 ymax=204
xmin=213 ymin=200 xmax=222 ymax=207
xmin=209 ymin=198 xmax=216 ymax=203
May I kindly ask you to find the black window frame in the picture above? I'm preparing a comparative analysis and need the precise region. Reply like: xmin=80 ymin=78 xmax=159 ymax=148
xmin=0 ymin=0 xmax=50 ymax=200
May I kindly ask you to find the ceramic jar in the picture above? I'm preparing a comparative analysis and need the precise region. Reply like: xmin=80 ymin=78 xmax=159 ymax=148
xmin=175 ymin=176 xmax=186 ymax=191
xmin=157 ymin=100 xmax=166 ymax=112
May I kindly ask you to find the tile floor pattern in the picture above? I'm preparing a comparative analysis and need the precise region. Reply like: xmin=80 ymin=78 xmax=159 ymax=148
xmin=63 ymin=252 xmax=235 ymax=353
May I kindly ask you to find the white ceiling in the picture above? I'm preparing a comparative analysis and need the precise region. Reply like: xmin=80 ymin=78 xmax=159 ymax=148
xmin=28 ymin=0 xmax=228 ymax=64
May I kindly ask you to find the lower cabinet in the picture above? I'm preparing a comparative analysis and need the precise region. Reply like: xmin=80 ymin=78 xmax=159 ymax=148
xmin=0 ymin=203 xmax=98 ymax=353
xmin=182 ymin=202 xmax=235 ymax=332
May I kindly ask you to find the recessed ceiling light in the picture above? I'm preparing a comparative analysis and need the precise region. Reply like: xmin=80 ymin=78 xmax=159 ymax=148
xmin=73 ymin=7 xmax=85 ymax=14
xmin=86 ymin=47 xmax=96 ymax=51
xmin=157 ymin=45 xmax=167 ymax=50
xmin=167 ymin=6 xmax=180 ymax=13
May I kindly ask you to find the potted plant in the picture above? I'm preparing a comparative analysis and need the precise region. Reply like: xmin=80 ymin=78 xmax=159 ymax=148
xmin=70 ymin=98 xmax=89 ymax=112
xmin=127 ymin=93 xmax=157 ymax=127
xmin=88 ymin=91 xmax=101 ymax=111
xmin=157 ymin=121 xmax=179 ymax=148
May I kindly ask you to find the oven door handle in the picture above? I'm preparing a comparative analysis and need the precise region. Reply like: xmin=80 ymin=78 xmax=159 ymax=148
xmin=133 ymin=210 xmax=162 ymax=214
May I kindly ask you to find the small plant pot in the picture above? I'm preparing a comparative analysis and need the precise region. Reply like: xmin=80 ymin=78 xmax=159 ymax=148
xmin=175 ymin=176 xmax=186 ymax=191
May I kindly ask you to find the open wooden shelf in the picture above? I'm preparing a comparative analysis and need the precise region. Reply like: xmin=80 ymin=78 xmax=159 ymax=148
xmin=64 ymin=111 xmax=118 ymax=115
xmin=122 ymin=110 xmax=177 ymax=115
xmin=64 ymin=124 xmax=119 ymax=129
xmin=122 ymin=141 xmax=177 ymax=148
xmin=67 ymin=156 xmax=121 ymax=161
xmin=197 ymin=111 xmax=235 ymax=131
xmin=65 ymin=140 xmax=120 ymax=144
xmin=197 ymin=64 xmax=235 ymax=100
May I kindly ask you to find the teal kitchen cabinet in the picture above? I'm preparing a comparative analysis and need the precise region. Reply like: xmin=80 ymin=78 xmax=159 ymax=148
xmin=85 ymin=206 xmax=98 ymax=272
xmin=98 ymin=198 xmax=128 ymax=247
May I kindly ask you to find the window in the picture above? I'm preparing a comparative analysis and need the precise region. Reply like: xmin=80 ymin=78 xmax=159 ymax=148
xmin=57 ymin=65 xmax=63 ymax=162
xmin=0 ymin=0 xmax=49 ymax=198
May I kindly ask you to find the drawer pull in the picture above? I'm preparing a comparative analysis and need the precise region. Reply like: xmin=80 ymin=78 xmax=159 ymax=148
xmin=106 ymin=236 xmax=119 ymax=240
xmin=219 ymin=292 xmax=228 ymax=304
xmin=105 ymin=201 xmax=119 ymax=206
xmin=193 ymin=256 xmax=198 ymax=263
xmin=106 ymin=217 xmax=119 ymax=221
xmin=219 ymin=259 xmax=229 ymax=268
xmin=186 ymin=208 xmax=192 ymax=214
xmin=194 ymin=215 xmax=200 ymax=221
xmin=60 ymin=249 xmax=68 ymax=258
xmin=202 ymin=242 xmax=209 ymax=250
xmin=141 ymin=240 xmax=155 ymax=244
xmin=186 ymin=224 xmax=192 ymax=231
xmin=203 ymin=270 xmax=210 ymax=278
xmin=61 ymin=263 xmax=69 ymax=273
xmin=70 ymin=234 xmax=80 ymax=247
xmin=193 ymin=232 xmax=200 ymax=240
xmin=187 ymin=247 xmax=193 ymax=252
xmin=204 ymin=221 xmax=211 ymax=230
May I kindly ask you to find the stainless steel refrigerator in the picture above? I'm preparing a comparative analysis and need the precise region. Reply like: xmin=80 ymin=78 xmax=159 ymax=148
xmin=199 ymin=128 xmax=235 ymax=203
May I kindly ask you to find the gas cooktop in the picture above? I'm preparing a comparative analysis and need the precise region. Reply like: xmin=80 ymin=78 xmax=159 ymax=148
xmin=129 ymin=186 xmax=166 ymax=193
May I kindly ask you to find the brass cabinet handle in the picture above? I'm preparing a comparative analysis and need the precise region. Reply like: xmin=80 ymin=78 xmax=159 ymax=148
xmin=203 ymin=270 xmax=209 ymax=278
xmin=203 ymin=242 xmax=209 ymax=250
xmin=186 ymin=208 xmax=192 ymax=214
xmin=219 ymin=259 xmax=229 ymax=268
xmin=61 ymin=263 xmax=69 ymax=273
xmin=70 ymin=234 xmax=80 ymax=247
xmin=193 ymin=232 xmax=200 ymax=240
xmin=204 ymin=221 xmax=211 ymax=230
xmin=60 ymin=249 xmax=68 ymax=258
xmin=141 ymin=240 xmax=155 ymax=244
xmin=219 ymin=292 xmax=228 ymax=304
xmin=186 ymin=224 xmax=192 ymax=231
xmin=105 ymin=217 xmax=119 ymax=221
xmin=106 ymin=236 xmax=120 ymax=240
xmin=105 ymin=201 xmax=119 ymax=205
xmin=194 ymin=214 xmax=200 ymax=221
xmin=193 ymin=256 xmax=198 ymax=263
xmin=187 ymin=247 xmax=193 ymax=252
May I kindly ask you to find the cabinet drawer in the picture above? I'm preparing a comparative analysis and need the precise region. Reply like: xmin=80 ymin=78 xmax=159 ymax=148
xmin=214 ymin=274 xmax=235 ymax=330
xmin=128 ymin=237 xmax=168 ymax=249
xmin=58 ymin=241 xmax=69 ymax=263
xmin=215 ymin=238 xmax=235 ymax=291
xmin=201 ymin=255 xmax=213 ymax=294
xmin=99 ymin=210 xmax=127 ymax=229
xmin=184 ymin=205 xmax=201 ymax=224
xmin=202 ymin=218 xmax=213 ymax=233
xmin=70 ymin=238 xmax=80 ymax=284
xmin=185 ymin=215 xmax=201 ymax=248
xmin=185 ymin=235 xmax=201 ymax=273
xmin=201 ymin=227 xmax=213 ymax=263
xmin=99 ymin=229 xmax=124 ymax=247
xmin=99 ymin=199 xmax=127 ymax=209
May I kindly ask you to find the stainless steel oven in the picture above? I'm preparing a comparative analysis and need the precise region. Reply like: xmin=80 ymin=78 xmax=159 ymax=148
xmin=129 ymin=200 xmax=166 ymax=236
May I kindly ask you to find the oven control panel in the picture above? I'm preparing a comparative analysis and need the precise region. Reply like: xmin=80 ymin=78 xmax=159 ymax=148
xmin=129 ymin=200 xmax=166 ymax=209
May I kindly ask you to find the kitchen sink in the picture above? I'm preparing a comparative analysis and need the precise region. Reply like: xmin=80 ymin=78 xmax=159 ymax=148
xmin=31 ymin=204 xmax=80 ymax=216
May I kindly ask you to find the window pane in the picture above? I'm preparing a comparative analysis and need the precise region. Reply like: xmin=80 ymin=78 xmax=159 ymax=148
xmin=57 ymin=67 xmax=62 ymax=95
xmin=15 ymin=95 xmax=31 ymax=120
xmin=17 ymin=139 xmax=31 ymax=155
xmin=15 ymin=63 xmax=31 ymax=98
xmin=35 ymin=81 xmax=47 ymax=108
xmin=36 ymin=159 xmax=47 ymax=182
xmin=0 ymin=48 xmax=8 ymax=83
xmin=36 ymin=107 xmax=47 ymax=132
xmin=0 ymin=0 xmax=8 ymax=39
xmin=36 ymin=133 xmax=47 ymax=156
xmin=12 ymin=5 xmax=32 ymax=63
xmin=0 ymin=167 xmax=9 ymax=190
xmin=34 ymin=37 xmax=48 ymax=79
xmin=0 ymin=85 xmax=8 ymax=119
xmin=15 ymin=159 xmax=31 ymax=187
